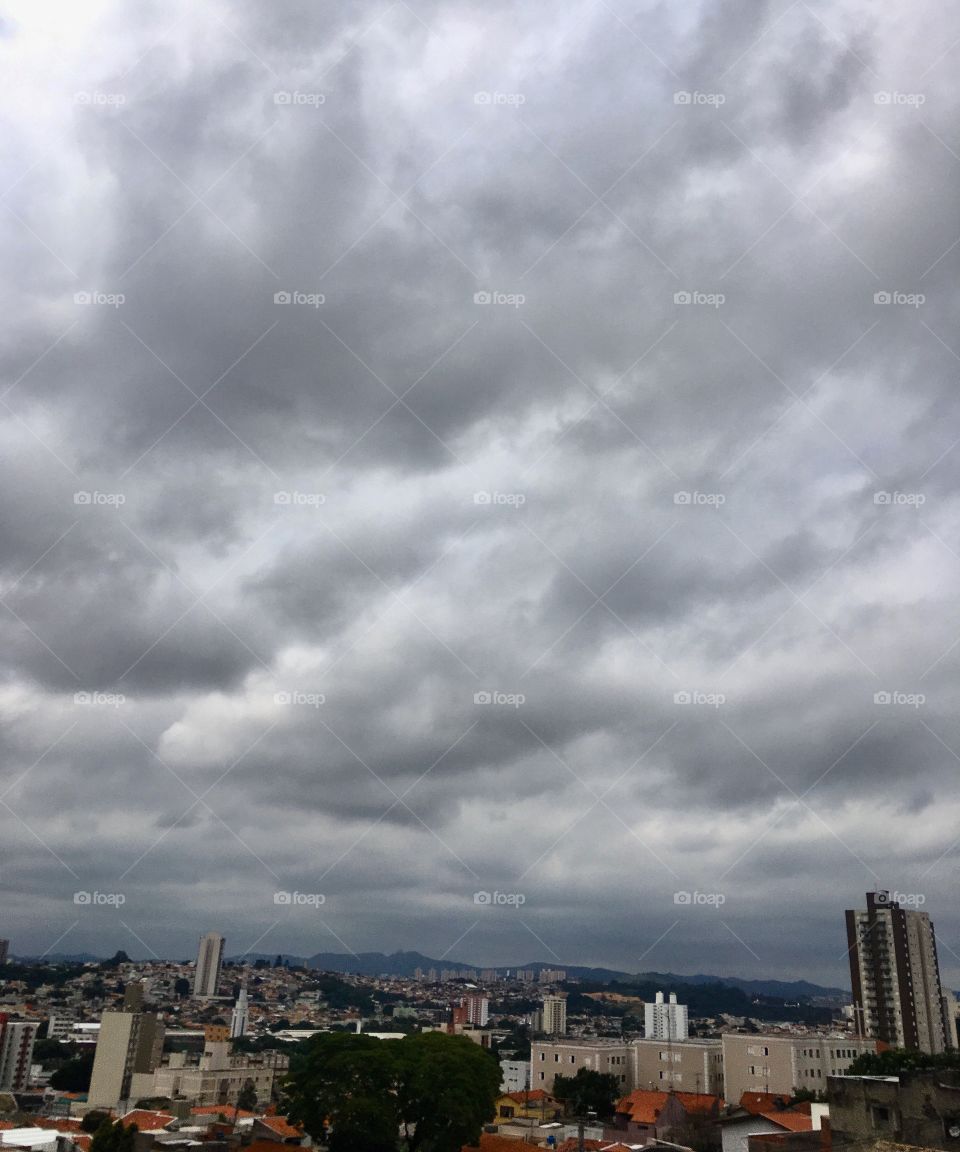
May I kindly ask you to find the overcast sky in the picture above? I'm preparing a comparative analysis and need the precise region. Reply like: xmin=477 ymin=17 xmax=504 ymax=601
xmin=1 ymin=0 xmax=958 ymax=987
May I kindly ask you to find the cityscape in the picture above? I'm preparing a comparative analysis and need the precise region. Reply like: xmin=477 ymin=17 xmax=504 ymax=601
xmin=4 ymin=0 xmax=958 ymax=1149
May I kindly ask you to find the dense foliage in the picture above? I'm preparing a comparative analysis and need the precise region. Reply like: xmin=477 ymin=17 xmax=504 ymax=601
xmin=552 ymin=1068 xmax=620 ymax=1118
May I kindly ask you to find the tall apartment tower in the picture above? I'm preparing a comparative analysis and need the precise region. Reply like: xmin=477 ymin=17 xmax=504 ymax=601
xmin=846 ymin=890 xmax=946 ymax=1053
xmin=87 ymin=1011 xmax=165 ymax=1109
xmin=644 ymin=991 xmax=689 ymax=1040
xmin=463 ymin=994 xmax=489 ymax=1027
xmin=194 ymin=932 xmax=225 ymax=999
xmin=539 ymin=994 xmax=567 ymax=1035
xmin=230 ymin=988 xmax=249 ymax=1039
xmin=0 ymin=1018 xmax=39 ymax=1091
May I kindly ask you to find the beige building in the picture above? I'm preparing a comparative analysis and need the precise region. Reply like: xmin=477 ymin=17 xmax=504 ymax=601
xmin=129 ymin=1042 xmax=281 ymax=1108
xmin=721 ymin=1034 xmax=876 ymax=1104
xmin=88 ymin=1012 xmax=165 ymax=1109
xmin=193 ymin=933 xmax=225 ymax=1000
xmin=531 ymin=1038 xmax=632 ymax=1092
xmin=538 ymin=995 xmax=567 ymax=1036
xmin=633 ymin=1037 xmax=724 ymax=1096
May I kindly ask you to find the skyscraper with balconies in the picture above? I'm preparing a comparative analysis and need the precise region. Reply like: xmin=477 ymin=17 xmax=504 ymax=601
xmin=846 ymin=890 xmax=946 ymax=1053
xmin=194 ymin=932 xmax=225 ymax=999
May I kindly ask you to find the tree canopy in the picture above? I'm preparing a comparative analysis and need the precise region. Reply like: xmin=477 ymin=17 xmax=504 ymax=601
xmin=551 ymin=1068 xmax=620 ymax=1118
xmin=846 ymin=1048 xmax=960 ymax=1076
xmin=90 ymin=1120 xmax=137 ymax=1152
xmin=284 ymin=1030 xmax=501 ymax=1152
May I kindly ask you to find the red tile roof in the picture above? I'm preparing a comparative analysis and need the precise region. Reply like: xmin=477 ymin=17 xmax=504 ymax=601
xmin=739 ymin=1092 xmax=792 ymax=1115
xmin=255 ymin=1116 xmax=302 ymax=1139
xmin=118 ymin=1110 xmax=175 ymax=1130
xmin=191 ymin=1106 xmax=257 ymax=1118
xmin=461 ymin=1136 xmax=539 ymax=1152
xmin=616 ymin=1089 xmax=722 ymax=1125
xmin=759 ymin=1111 xmax=814 ymax=1133
xmin=500 ymin=1089 xmax=555 ymax=1104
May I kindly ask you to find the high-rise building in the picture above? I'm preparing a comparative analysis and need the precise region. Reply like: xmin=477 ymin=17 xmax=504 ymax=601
xmin=123 ymin=982 xmax=144 ymax=1012
xmin=942 ymin=990 xmax=959 ymax=1050
xmin=644 ymin=991 xmax=689 ymax=1041
xmin=193 ymin=932 xmax=225 ymax=999
xmin=846 ymin=890 xmax=946 ymax=1053
xmin=463 ymin=994 xmax=489 ymax=1026
xmin=538 ymin=968 xmax=566 ymax=984
xmin=0 ymin=1018 xmax=38 ymax=1091
xmin=87 ymin=1011 xmax=165 ymax=1109
xmin=230 ymin=988 xmax=249 ymax=1039
xmin=0 ymin=940 xmax=9 ymax=966
xmin=539 ymin=994 xmax=567 ymax=1035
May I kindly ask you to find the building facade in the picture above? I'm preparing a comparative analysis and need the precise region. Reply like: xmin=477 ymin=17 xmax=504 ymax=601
xmin=87 ymin=1011 xmax=165 ymax=1109
xmin=0 ymin=1019 xmax=39 ymax=1091
xmin=538 ymin=995 xmax=567 ymax=1036
xmin=230 ymin=988 xmax=249 ymax=1038
xmin=193 ymin=933 xmax=225 ymax=1000
xmin=644 ymin=991 xmax=689 ymax=1041
xmin=532 ymin=1038 xmax=633 ymax=1092
xmin=633 ymin=1037 xmax=724 ymax=1096
xmin=846 ymin=889 xmax=947 ymax=1053
xmin=463 ymin=995 xmax=489 ymax=1027
xmin=721 ymin=1034 xmax=877 ymax=1105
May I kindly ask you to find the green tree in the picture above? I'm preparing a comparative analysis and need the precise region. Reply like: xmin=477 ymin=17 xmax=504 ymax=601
xmin=396 ymin=1032 xmax=501 ymax=1151
xmin=236 ymin=1081 xmax=258 ymax=1112
xmin=90 ymin=1120 xmax=137 ymax=1152
xmin=173 ymin=977 xmax=191 ymax=998
xmin=552 ymin=1068 xmax=620 ymax=1119
xmin=49 ymin=1054 xmax=95 ymax=1091
xmin=81 ymin=1111 xmax=112 ymax=1134
xmin=284 ymin=1032 xmax=401 ymax=1152
xmin=847 ymin=1048 xmax=960 ymax=1076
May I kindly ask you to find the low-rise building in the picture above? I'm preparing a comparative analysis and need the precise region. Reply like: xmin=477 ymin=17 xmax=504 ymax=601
xmin=828 ymin=1070 xmax=960 ymax=1150
xmin=722 ymin=1033 xmax=876 ymax=1104
xmin=531 ymin=1038 xmax=633 ymax=1092
xmin=633 ymin=1036 xmax=724 ymax=1096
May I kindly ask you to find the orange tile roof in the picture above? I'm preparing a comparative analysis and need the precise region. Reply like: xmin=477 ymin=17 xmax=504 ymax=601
xmin=759 ymin=1111 xmax=814 ymax=1133
xmin=119 ymin=1110 xmax=175 ymax=1130
xmin=501 ymin=1089 xmax=554 ymax=1104
xmin=191 ymin=1106 xmax=258 ymax=1118
xmin=739 ymin=1092 xmax=792 ymax=1115
xmin=255 ymin=1116 xmax=302 ymax=1139
xmin=616 ymin=1089 xmax=722 ymax=1125
xmin=73 ymin=1138 xmax=92 ymax=1151
xmin=461 ymin=1136 xmax=538 ymax=1152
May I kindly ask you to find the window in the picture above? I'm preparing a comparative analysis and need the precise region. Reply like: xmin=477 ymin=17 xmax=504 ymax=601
xmin=554 ymin=1055 xmax=559 ymax=1062
xmin=570 ymin=1056 xmax=575 ymax=1063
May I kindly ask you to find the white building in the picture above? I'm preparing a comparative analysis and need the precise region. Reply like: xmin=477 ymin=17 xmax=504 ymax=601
xmin=539 ymin=995 xmax=567 ymax=1036
xmin=0 ymin=1021 xmax=39 ymax=1091
xmin=644 ymin=991 xmax=688 ymax=1041
xmin=230 ymin=988 xmax=249 ymax=1039
xmin=464 ymin=995 xmax=489 ymax=1027
xmin=500 ymin=1059 xmax=530 ymax=1092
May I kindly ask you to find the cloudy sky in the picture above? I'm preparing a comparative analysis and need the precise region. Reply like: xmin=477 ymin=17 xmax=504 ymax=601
xmin=1 ymin=0 xmax=958 ymax=987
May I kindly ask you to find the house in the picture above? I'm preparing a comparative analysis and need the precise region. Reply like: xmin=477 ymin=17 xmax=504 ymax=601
xmin=615 ymin=1088 xmax=722 ymax=1143
xmin=721 ymin=1093 xmax=818 ymax=1152
xmin=494 ymin=1089 xmax=562 ymax=1122
xmin=828 ymin=1070 xmax=960 ymax=1150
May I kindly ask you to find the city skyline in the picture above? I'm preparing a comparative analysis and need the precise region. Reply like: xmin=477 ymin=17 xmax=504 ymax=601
xmin=2 ymin=1 xmax=960 ymax=987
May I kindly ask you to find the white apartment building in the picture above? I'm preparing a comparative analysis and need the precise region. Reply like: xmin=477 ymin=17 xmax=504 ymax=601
xmin=193 ymin=933 xmax=225 ymax=1000
xmin=531 ymin=1038 xmax=633 ymax=1092
xmin=644 ymin=991 xmax=689 ymax=1041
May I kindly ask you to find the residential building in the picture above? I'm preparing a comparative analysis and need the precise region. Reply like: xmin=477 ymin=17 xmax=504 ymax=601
xmin=532 ymin=1038 xmax=633 ymax=1092
xmin=87 ymin=1011 xmax=165 ymax=1109
xmin=538 ymin=995 xmax=567 ymax=1036
xmin=615 ymin=1088 xmax=723 ymax=1144
xmin=846 ymin=889 xmax=947 ymax=1053
xmin=0 ymin=941 xmax=8 ymax=966
xmin=828 ymin=1069 xmax=960 ymax=1150
xmin=633 ymin=1036 xmax=724 ymax=1096
xmin=122 ymin=983 xmax=144 ymax=1012
xmin=943 ymin=989 xmax=959 ymax=1050
xmin=538 ymin=969 xmax=566 ymax=984
xmin=230 ymin=988 xmax=249 ymax=1038
xmin=194 ymin=933 xmax=225 ymax=999
xmin=500 ymin=1059 xmax=530 ymax=1092
xmin=128 ymin=1042 xmax=282 ymax=1107
xmin=494 ymin=1089 xmax=562 ymax=1123
xmin=644 ymin=990 xmax=689 ymax=1041
xmin=0 ymin=1019 xmax=39 ymax=1091
xmin=722 ymin=1033 xmax=876 ymax=1105
xmin=463 ymin=994 xmax=489 ymax=1027
xmin=720 ymin=1093 xmax=820 ymax=1152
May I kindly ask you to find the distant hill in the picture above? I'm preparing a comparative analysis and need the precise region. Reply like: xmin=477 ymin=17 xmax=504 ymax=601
xmin=224 ymin=950 xmax=850 ymax=1002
